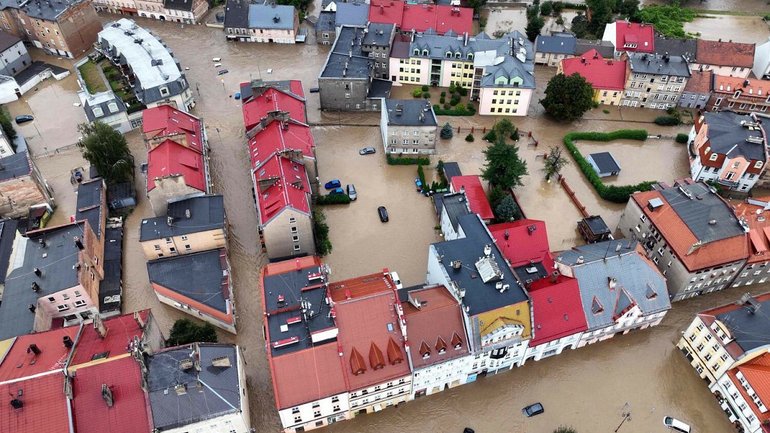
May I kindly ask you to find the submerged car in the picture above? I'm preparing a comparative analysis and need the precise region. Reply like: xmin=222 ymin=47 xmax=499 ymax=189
xmin=378 ymin=206 xmax=389 ymax=222
xmin=15 ymin=114 xmax=33 ymax=124
xmin=359 ymin=147 xmax=376 ymax=155
xmin=522 ymin=403 xmax=544 ymax=417
xmin=347 ymin=184 xmax=357 ymax=201
xmin=324 ymin=179 xmax=341 ymax=190
xmin=329 ymin=187 xmax=345 ymax=195
xmin=217 ymin=69 xmax=229 ymax=76
xmin=663 ymin=416 xmax=691 ymax=433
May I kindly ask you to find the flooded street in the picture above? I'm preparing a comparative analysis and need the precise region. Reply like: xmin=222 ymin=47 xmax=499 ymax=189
xmin=11 ymin=15 xmax=759 ymax=433
xmin=685 ymin=15 xmax=770 ymax=43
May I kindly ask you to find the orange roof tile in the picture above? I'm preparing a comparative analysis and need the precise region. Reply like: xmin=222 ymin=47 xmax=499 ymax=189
xmin=731 ymin=199 xmax=770 ymax=264
xmin=269 ymin=343 xmax=348 ymax=409
xmin=696 ymin=39 xmax=755 ymax=68
xmin=728 ymin=353 xmax=770 ymax=425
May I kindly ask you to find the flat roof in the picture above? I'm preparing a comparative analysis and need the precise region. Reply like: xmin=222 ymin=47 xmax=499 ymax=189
xmin=385 ymin=99 xmax=437 ymax=126
xmin=320 ymin=26 xmax=372 ymax=79
xmin=140 ymin=195 xmax=225 ymax=241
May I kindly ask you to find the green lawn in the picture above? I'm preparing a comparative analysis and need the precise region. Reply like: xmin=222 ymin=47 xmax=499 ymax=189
xmin=77 ymin=61 xmax=108 ymax=94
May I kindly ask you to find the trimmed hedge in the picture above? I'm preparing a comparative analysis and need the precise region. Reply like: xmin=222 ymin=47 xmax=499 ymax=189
xmin=316 ymin=194 xmax=351 ymax=205
xmin=563 ymin=130 xmax=656 ymax=203
xmin=387 ymin=154 xmax=431 ymax=165
xmin=433 ymin=104 xmax=476 ymax=116
xmin=675 ymin=133 xmax=688 ymax=143
xmin=654 ymin=115 xmax=681 ymax=126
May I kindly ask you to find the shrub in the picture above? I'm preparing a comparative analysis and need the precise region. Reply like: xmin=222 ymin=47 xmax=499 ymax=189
xmin=465 ymin=133 xmax=475 ymax=142
xmin=421 ymin=84 xmax=429 ymax=92
xmin=433 ymin=105 xmax=475 ymax=116
xmin=450 ymin=95 xmax=460 ymax=106
xmin=422 ymin=92 xmax=430 ymax=99
xmin=412 ymin=88 xmax=423 ymax=98
xmin=316 ymin=193 xmax=351 ymax=205
xmin=654 ymin=115 xmax=681 ymax=126
xmin=417 ymin=164 xmax=426 ymax=188
xmin=440 ymin=123 xmax=454 ymax=139
xmin=0 ymin=108 xmax=16 ymax=141
xmin=313 ymin=210 xmax=332 ymax=256
xmin=387 ymin=154 xmax=431 ymax=165
xmin=675 ymin=133 xmax=689 ymax=143
xmin=457 ymin=87 xmax=468 ymax=97
xmin=510 ymin=129 xmax=520 ymax=141
xmin=483 ymin=130 xmax=498 ymax=142
xmin=439 ymin=96 xmax=446 ymax=104
xmin=441 ymin=91 xmax=446 ymax=97
xmin=563 ymin=130 xmax=655 ymax=203
xmin=540 ymin=1 xmax=553 ymax=16
xmin=167 ymin=319 xmax=217 ymax=346
xmin=602 ymin=109 xmax=610 ymax=114
xmin=449 ymin=83 xmax=456 ymax=93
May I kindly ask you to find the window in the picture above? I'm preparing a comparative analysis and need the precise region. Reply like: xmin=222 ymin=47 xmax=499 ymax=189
xmin=74 ymin=300 xmax=86 ymax=307
xmin=709 ymin=153 xmax=718 ymax=161
xmin=160 ymin=87 xmax=169 ymax=97
xmin=181 ymin=235 xmax=188 ymax=241
xmin=756 ymin=161 xmax=764 ymax=169
xmin=57 ymin=304 xmax=70 ymax=312
xmin=293 ymin=244 xmax=301 ymax=251
xmin=74 ymin=291 xmax=81 ymax=297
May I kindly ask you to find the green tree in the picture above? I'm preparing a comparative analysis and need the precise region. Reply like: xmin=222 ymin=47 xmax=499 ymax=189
xmin=586 ymin=0 xmax=613 ymax=35
xmin=554 ymin=427 xmax=577 ymax=433
xmin=570 ymin=12 xmax=590 ymax=38
xmin=313 ymin=209 xmax=332 ymax=256
xmin=166 ymin=319 xmax=218 ymax=346
xmin=493 ymin=119 xmax=516 ymax=138
xmin=543 ymin=145 xmax=569 ymax=181
xmin=466 ymin=0 xmax=486 ymax=14
xmin=526 ymin=16 xmax=545 ymax=41
xmin=482 ymin=139 xmax=528 ymax=190
xmin=637 ymin=5 xmax=695 ymax=38
xmin=494 ymin=194 xmax=522 ymax=222
xmin=440 ymin=123 xmax=454 ymax=139
xmin=0 ymin=108 xmax=16 ymax=141
xmin=488 ymin=185 xmax=506 ymax=210
xmin=77 ymin=121 xmax=133 ymax=185
xmin=540 ymin=1 xmax=553 ymax=15
xmin=618 ymin=0 xmax=640 ymax=20
xmin=540 ymin=73 xmax=595 ymax=121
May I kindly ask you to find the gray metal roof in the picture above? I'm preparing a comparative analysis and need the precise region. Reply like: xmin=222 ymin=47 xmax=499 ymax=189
xmin=715 ymin=298 xmax=770 ymax=353
xmin=146 ymin=249 xmax=229 ymax=313
xmin=660 ymin=182 xmax=745 ymax=244
xmin=362 ymin=22 xmax=394 ymax=47
xmin=575 ymin=39 xmax=615 ymax=58
xmin=628 ymin=52 xmax=691 ymax=77
xmin=535 ymin=32 xmax=576 ymax=55
xmin=100 ymin=226 xmax=122 ymax=314
xmin=385 ymin=99 xmax=437 ymax=127
xmin=15 ymin=0 xmax=85 ymax=21
xmin=480 ymin=55 xmax=536 ymax=89
xmin=368 ymin=78 xmax=392 ymax=98
xmin=335 ymin=1 xmax=368 ymax=27
xmin=442 ymin=162 xmax=461 ymax=181
xmin=223 ymin=0 xmax=249 ymax=29
xmin=431 ymin=214 xmax=528 ymax=316
xmin=164 ymin=0 xmax=193 ymax=12
xmin=654 ymin=35 xmax=697 ymax=61
xmin=75 ymin=179 xmax=104 ymax=239
xmin=588 ymin=152 xmax=621 ymax=174
xmin=557 ymin=239 xmax=671 ymax=330
xmin=316 ymin=11 xmax=336 ymax=32
xmin=320 ymin=25 xmax=372 ymax=79
xmin=436 ymin=192 xmax=471 ymax=231
xmin=83 ymin=92 xmax=127 ymax=122
xmin=701 ymin=111 xmax=766 ymax=162
xmin=147 ymin=343 xmax=241 ymax=431
xmin=140 ymin=195 xmax=225 ymax=242
xmin=248 ymin=3 xmax=295 ymax=30
xmin=0 ymin=30 xmax=20 ymax=53
xmin=0 ymin=223 xmax=86 ymax=340
xmin=0 ymin=151 xmax=31 ymax=181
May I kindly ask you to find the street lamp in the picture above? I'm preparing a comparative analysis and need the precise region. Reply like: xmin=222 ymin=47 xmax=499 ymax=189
xmin=614 ymin=403 xmax=631 ymax=433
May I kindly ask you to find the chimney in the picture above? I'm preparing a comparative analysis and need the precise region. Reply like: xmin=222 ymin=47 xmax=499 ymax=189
xmin=31 ymin=282 xmax=40 ymax=292
xmin=27 ymin=344 xmax=41 ymax=355
xmin=63 ymin=335 xmax=74 ymax=349
xmin=28 ymin=304 xmax=35 ymax=313
xmin=576 ymin=255 xmax=584 ymax=264
xmin=33 ymin=268 xmax=41 ymax=277
xmin=101 ymin=384 xmax=114 ymax=407
xmin=94 ymin=316 xmax=107 ymax=339
xmin=504 ymin=230 xmax=509 ymax=240
xmin=74 ymin=237 xmax=84 ymax=250
xmin=550 ymin=270 xmax=559 ymax=283
xmin=38 ymin=238 xmax=46 ymax=248
xmin=10 ymin=398 xmax=22 ymax=409
xmin=166 ymin=216 xmax=173 ymax=226
xmin=451 ymin=260 xmax=462 ymax=270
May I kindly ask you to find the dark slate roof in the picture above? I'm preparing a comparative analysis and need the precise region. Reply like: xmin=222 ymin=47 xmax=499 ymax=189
xmin=320 ymin=26 xmax=372 ymax=79
xmin=535 ymin=32 xmax=576 ymax=55
xmin=147 ymin=344 xmax=241 ymax=431
xmin=15 ymin=61 xmax=68 ymax=87
xmin=575 ymin=39 xmax=616 ymax=58
xmin=335 ymin=2 xmax=369 ymax=27
xmin=702 ymin=111 xmax=766 ymax=162
xmin=100 ymin=226 xmax=122 ymax=313
xmin=262 ymin=262 xmax=336 ymax=356
xmin=0 ymin=30 xmax=20 ymax=53
xmin=83 ymin=93 xmax=127 ymax=123
xmin=385 ymin=99 xmax=437 ymax=126
xmin=164 ymin=0 xmax=193 ymax=12
xmin=556 ymin=239 xmax=671 ymax=329
xmin=224 ymin=0 xmax=250 ymax=29
xmin=660 ymin=182 xmax=745 ymax=243
xmin=20 ymin=0 xmax=82 ymax=21
xmin=362 ymin=22 xmax=394 ymax=47
xmin=0 ymin=223 xmax=85 ymax=340
xmin=431 ymin=214 xmax=528 ymax=316
xmin=588 ymin=152 xmax=621 ymax=173
xmin=442 ymin=162 xmax=461 ymax=181
xmin=146 ymin=249 xmax=229 ymax=313
xmin=654 ymin=35 xmax=696 ymax=61
xmin=0 ymin=151 xmax=31 ymax=181
xmin=140 ymin=195 xmax=225 ymax=242
xmin=316 ymin=11 xmax=336 ymax=32
xmin=581 ymin=215 xmax=611 ymax=236
xmin=75 ymin=179 xmax=103 ymax=239
xmin=436 ymin=192 xmax=470 ymax=231
xmin=628 ymin=52 xmax=690 ymax=77
xmin=391 ymin=37 xmax=411 ymax=58
xmin=368 ymin=78 xmax=392 ymax=98
xmin=715 ymin=298 xmax=770 ymax=353
xmin=0 ymin=219 xmax=17 ymax=285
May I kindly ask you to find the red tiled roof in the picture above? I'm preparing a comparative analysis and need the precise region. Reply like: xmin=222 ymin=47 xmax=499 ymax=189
xmin=71 ymin=356 xmax=151 ymax=433
xmin=254 ymin=155 xmax=311 ymax=224
xmin=561 ymin=49 xmax=627 ymax=91
xmin=147 ymin=139 xmax=207 ymax=193
xmin=269 ymin=343 xmax=348 ymax=409
xmin=732 ymin=199 xmax=770 ymax=264
xmin=450 ymin=175 xmax=494 ymax=220
xmin=696 ymin=39 xmax=755 ymax=68
xmin=401 ymin=3 xmax=472 ymax=35
xmin=528 ymin=275 xmax=587 ymax=346
xmin=242 ymin=86 xmax=307 ymax=131
xmin=142 ymin=105 xmax=204 ymax=153
xmin=613 ymin=20 xmax=654 ymax=53
xmin=712 ymin=75 xmax=770 ymax=98
xmin=684 ymin=70 xmax=713 ymax=94
xmin=369 ymin=0 xmax=405 ymax=26
xmin=248 ymin=120 xmax=315 ymax=170
xmin=489 ymin=219 xmax=554 ymax=270
xmin=402 ymin=285 xmax=469 ymax=369
xmin=729 ymin=353 xmax=770 ymax=425
xmin=0 ymin=373 xmax=68 ymax=433
xmin=632 ymin=190 xmax=748 ymax=271
xmin=329 ymin=273 xmax=410 ymax=391
xmin=70 ymin=310 xmax=151 ymax=366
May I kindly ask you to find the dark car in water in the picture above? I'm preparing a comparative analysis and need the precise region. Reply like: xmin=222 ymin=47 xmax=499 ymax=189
xmin=324 ymin=179 xmax=341 ymax=190
xmin=15 ymin=114 xmax=33 ymax=124
xmin=378 ymin=206 xmax=389 ymax=222
xmin=522 ymin=403 xmax=544 ymax=417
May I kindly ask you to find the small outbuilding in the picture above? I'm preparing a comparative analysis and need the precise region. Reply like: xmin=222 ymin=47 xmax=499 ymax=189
xmin=586 ymin=151 xmax=622 ymax=177
xmin=578 ymin=215 xmax=612 ymax=244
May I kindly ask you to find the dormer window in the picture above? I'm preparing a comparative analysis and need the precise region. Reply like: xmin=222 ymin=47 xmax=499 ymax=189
xmin=446 ymin=51 xmax=452 ymax=58
xmin=455 ymin=52 xmax=461 ymax=59
xmin=422 ymin=49 xmax=429 ymax=56
xmin=709 ymin=153 xmax=718 ymax=161
xmin=413 ymin=48 xmax=419 ymax=56
xmin=756 ymin=161 xmax=764 ymax=169
xmin=467 ymin=53 xmax=474 ymax=60
xmin=591 ymin=297 xmax=603 ymax=315
xmin=734 ymin=90 xmax=742 ymax=98
xmin=419 ymin=341 xmax=431 ymax=359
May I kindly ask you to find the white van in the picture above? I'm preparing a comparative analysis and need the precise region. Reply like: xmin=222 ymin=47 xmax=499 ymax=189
xmin=663 ymin=416 xmax=691 ymax=433
xmin=214 ymin=63 xmax=222 ymax=68
xmin=212 ymin=57 xmax=221 ymax=62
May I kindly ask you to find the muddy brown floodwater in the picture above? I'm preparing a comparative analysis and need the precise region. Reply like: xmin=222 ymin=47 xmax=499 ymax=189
xmin=18 ymin=15 xmax=766 ymax=433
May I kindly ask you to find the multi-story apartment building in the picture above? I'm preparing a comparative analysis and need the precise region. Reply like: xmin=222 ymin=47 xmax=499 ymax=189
xmin=534 ymin=32 xmax=576 ymax=67
xmin=729 ymin=198 xmax=770 ymax=288
xmin=710 ymin=352 xmax=770 ymax=433
xmin=687 ymin=111 xmax=767 ymax=192
xmin=427 ymin=213 xmax=532 ymax=375
xmin=602 ymin=20 xmax=655 ymax=56
xmin=677 ymin=293 xmax=770 ymax=385
xmin=618 ymin=180 xmax=749 ymax=301
xmin=140 ymin=194 xmax=226 ymax=259
xmin=693 ymin=39 xmax=754 ymax=79
xmin=315 ymin=10 xmax=336 ymax=45
xmin=620 ymin=52 xmax=690 ymax=110
xmin=679 ymin=69 xmax=712 ymax=109
xmin=380 ymin=99 xmax=437 ymax=155
xmin=0 ymin=151 xmax=54 ymax=218
xmin=559 ymin=49 xmax=627 ymax=106
xmin=556 ymin=239 xmax=671 ymax=347
xmin=362 ymin=22 xmax=395 ymax=80
xmin=94 ymin=0 xmax=208 ymax=23
xmin=708 ymin=75 xmax=770 ymax=114
xmin=0 ymin=31 xmax=29 ymax=76
xmin=224 ymin=2 xmax=299 ymax=44
xmin=98 ymin=19 xmax=195 ymax=111
xmin=402 ymin=284 xmax=473 ymax=398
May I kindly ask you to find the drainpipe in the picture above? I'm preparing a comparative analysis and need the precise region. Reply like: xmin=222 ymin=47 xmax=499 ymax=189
xmin=63 ymin=321 xmax=86 ymax=433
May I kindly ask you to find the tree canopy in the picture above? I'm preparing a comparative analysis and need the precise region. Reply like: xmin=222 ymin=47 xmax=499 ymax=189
xmin=540 ymin=73 xmax=595 ymax=122
xmin=526 ymin=16 xmax=545 ymax=42
xmin=543 ymin=145 xmax=569 ymax=181
xmin=77 ymin=121 xmax=133 ymax=185
xmin=482 ymin=139 xmax=528 ymax=190
xmin=166 ymin=318 xmax=218 ymax=347
xmin=494 ymin=194 xmax=522 ymax=222
xmin=637 ymin=5 xmax=695 ymax=38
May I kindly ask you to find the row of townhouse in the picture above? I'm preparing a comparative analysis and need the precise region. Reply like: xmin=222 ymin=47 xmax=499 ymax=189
xmin=677 ymin=293 xmax=770 ymax=433
xmin=94 ymin=0 xmax=209 ymax=24
xmin=224 ymin=1 xmax=300 ymax=44
xmin=0 ymin=310 xmax=251 ymax=433
xmin=239 ymin=79 xmax=318 ymax=261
